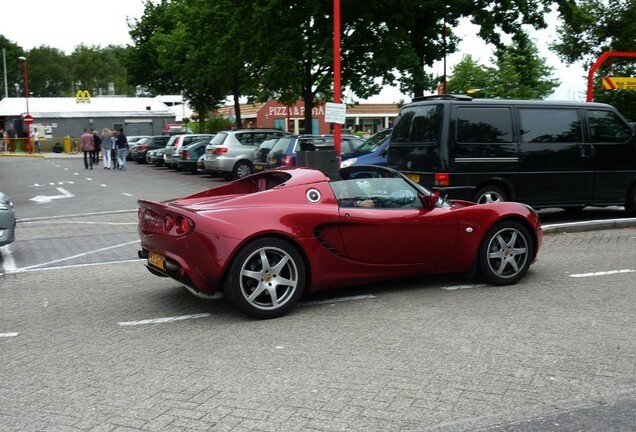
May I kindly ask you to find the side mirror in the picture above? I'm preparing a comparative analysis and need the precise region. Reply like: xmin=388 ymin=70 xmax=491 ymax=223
xmin=421 ymin=191 xmax=439 ymax=208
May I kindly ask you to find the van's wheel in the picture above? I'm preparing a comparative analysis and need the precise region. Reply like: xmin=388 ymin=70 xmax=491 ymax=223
xmin=224 ymin=238 xmax=306 ymax=319
xmin=478 ymin=221 xmax=533 ymax=285
xmin=626 ymin=184 xmax=636 ymax=215
xmin=474 ymin=185 xmax=507 ymax=204
xmin=233 ymin=161 xmax=252 ymax=179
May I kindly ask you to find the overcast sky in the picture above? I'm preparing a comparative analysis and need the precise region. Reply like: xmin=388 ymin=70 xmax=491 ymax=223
xmin=2 ymin=0 xmax=586 ymax=102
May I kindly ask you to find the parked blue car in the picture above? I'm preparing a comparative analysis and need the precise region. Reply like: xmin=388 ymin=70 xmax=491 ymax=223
xmin=340 ymin=128 xmax=392 ymax=168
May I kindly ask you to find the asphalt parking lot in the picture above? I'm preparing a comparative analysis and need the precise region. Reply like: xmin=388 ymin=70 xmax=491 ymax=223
xmin=1 ymin=154 xmax=635 ymax=431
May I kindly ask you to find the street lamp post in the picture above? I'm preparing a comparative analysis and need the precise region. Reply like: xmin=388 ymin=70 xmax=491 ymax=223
xmin=18 ymin=56 xmax=33 ymax=153
xmin=18 ymin=56 xmax=29 ymax=115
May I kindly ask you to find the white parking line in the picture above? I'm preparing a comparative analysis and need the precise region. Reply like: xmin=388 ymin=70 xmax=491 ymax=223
xmin=299 ymin=294 xmax=376 ymax=306
xmin=0 ymin=332 xmax=19 ymax=338
xmin=570 ymin=269 xmax=635 ymax=278
xmin=11 ymin=240 xmax=140 ymax=273
xmin=118 ymin=313 xmax=211 ymax=326
xmin=441 ymin=284 xmax=488 ymax=290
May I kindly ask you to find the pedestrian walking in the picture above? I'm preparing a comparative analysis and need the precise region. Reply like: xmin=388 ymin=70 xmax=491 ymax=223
xmin=92 ymin=130 xmax=101 ymax=166
xmin=115 ymin=128 xmax=129 ymax=171
xmin=80 ymin=128 xmax=95 ymax=169
xmin=31 ymin=128 xmax=41 ymax=154
xmin=101 ymin=128 xmax=114 ymax=169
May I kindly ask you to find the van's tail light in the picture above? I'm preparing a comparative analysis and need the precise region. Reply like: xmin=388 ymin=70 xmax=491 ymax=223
xmin=282 ymin=155 xmax=294 ymax=167
xmin=435 ymin=172 xmax=450 ymax=186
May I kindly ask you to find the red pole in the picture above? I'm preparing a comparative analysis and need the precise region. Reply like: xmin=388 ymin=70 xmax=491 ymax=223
xmin=333 ymin=0 xmax=341 ymax=155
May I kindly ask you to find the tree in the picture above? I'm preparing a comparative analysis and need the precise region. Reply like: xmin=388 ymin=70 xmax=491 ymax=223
xmin=0 ymin=36 xmax=26 ymax=99
xmin=552 ymin=0 xmax=636 ymax=118
xmin=447 ymin=55 xmax=495 ymax=95
xmin=489 ymin=32 xmax=560 ymax=99
xmin=378 ymin=0 xmax=556 ymax=97
xmin=25 ymin=46 xmax=72 ymax=97
xmin=448 ymin=34 xmax=558 ymax=100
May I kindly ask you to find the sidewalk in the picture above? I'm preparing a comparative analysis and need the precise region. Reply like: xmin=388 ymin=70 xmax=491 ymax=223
xmin=0 ymin=150 xmax=81 ymax=158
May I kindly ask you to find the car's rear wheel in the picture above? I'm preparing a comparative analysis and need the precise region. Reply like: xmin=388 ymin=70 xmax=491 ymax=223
xmin=233 ymin=161 xmax=253 ymax=179
xmin=474 ymin=185 xmax=507 ymax=204
xmin=225 ymin=238 xmax=306 ymax=319
xmin=478 ymin=221 xmax=533 ymax=285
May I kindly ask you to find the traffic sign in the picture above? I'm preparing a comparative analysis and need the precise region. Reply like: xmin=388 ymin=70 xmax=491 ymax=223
xmin=325 ymin=102 xmax=346 ymax=124
xmin=602 ymin=76 xmax=636 ymax=90
xmin=23 ymin=114 xmax=34 ymax=124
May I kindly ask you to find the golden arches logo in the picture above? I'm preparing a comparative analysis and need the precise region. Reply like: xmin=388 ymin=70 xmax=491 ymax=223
xmin=76 ymin=90 xmax=91 ymax=103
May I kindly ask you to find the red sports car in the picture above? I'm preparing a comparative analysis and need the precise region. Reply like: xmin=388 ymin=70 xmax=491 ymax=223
xmin=138 ymin=165 xmax=542 ymax=319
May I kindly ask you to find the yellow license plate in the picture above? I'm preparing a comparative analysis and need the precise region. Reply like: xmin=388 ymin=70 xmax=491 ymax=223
xmin=406 ymin=173 xmax=420 ymax=183
xmin=149 ymin=252 xmax=166 ymax=270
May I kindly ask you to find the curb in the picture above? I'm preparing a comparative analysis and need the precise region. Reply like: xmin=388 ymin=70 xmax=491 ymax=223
xmin=542 ymin=217 xmax=636 ymax=234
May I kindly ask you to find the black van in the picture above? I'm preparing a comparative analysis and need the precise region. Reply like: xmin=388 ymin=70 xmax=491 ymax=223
xmin=387 ymin=95 xmax=636 ymax=214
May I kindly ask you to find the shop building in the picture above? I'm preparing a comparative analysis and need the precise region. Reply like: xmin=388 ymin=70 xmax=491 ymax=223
xmin=217 ymin=100 xmax=400 ymax=135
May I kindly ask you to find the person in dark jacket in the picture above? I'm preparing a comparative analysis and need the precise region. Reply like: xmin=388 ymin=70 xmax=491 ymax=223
xmin=115 ymin=129 xmax=129 ymax=171
xmin=92 ymin=130 xmax=102 ymax=166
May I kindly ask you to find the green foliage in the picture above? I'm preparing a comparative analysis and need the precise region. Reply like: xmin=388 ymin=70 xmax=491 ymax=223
xmin=0 ymin=35 xmax=27 ymax=98
xmin=448 ymin=34 xmax=559 ymax=100
xmin=447 ymin=55 xmax=496 ymax=95
xmin=489 ymin=32 xmax=560 ymax=99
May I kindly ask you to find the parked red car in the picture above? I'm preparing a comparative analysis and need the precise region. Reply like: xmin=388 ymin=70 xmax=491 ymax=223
xmin=138 ymin=165 xmax=542 ymax=319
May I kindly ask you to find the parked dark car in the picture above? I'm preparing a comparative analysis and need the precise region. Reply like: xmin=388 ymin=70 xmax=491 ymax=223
xmin=387 ymin=94 xmax=636 ymax=213
xmin=129 ymin=135 xmax=171 ymax=163
xmin=176 ymin=138 xmax=213 ymax=173
xmin=148 ymin=148 xmax=166 ymax=166
xmin=0 ymin=191 xmax=16 ymax=247
xmin=265 ymin=134 xmax=364 ymax=170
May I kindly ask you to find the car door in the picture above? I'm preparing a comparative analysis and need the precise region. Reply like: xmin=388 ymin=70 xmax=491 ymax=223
xmin=334 ymin=177 xmax=459 ymax=267
xmin=586 ymin=108 xmax=636 ymax=204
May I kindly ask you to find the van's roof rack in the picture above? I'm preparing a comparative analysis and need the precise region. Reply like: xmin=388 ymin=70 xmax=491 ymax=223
xmin=411 ymin=94 xmax=473 ymax=102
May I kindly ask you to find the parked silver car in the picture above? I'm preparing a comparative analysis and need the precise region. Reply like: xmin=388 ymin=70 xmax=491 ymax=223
xmin=0 ymin=192 xmax=16 ymax=247
xmin=203 ymin=128 xmax=290 ymax=179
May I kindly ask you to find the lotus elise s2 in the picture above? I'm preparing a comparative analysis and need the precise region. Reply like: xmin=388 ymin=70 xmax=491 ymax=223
xmin=138 ymin=165 xmax=541 ymax=319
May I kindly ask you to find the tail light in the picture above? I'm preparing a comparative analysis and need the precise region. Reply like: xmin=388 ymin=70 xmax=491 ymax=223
xmin=213 ymin=147 xmax=228 ymax=155
xmin=176 ymin=216 xmax=191 ymax=234
xmin=435 ymin=172 xmax=450 ymax=186
xmin=183 ymin=151 xmax=190 ymax=159
xmin=282 ymin=155 xmax=294 ymax=167
xmin=163 ymin=214 xmax=193 ymax=235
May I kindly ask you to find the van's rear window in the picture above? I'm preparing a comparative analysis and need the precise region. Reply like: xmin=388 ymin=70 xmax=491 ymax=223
xmin=393 ymin=105 xmax=442 ymax=144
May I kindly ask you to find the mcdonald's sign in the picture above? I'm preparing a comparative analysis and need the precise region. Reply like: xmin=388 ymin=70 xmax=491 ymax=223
xmin=76 ymin=90 xmax=91 ymax=103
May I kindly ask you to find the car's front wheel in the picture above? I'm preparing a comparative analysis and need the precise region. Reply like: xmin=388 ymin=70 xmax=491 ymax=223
xmin=225 ymin=238 xmax=306 ymax=319
xmin=478 ymin=221 xmax=533 ymax=285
